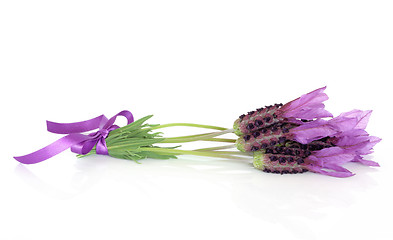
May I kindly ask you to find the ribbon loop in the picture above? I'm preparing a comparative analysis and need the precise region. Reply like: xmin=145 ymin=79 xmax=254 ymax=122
xmin=47 ymin=115 xmax=107 ymax=134
xmin=14 ymin=110 xmax=134 ymax=164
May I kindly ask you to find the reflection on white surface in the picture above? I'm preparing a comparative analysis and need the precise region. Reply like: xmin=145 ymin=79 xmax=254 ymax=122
xmin=14 ymin=156 xmax=110 ymax=199
xmin=12 ymin=154 xmax=380 ymax=239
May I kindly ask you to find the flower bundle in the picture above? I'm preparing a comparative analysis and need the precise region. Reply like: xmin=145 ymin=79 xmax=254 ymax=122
xmin=233 ymin=87 xmax=380 ymax=177
xmin=14 ymin=87 xmax=380 ymax=177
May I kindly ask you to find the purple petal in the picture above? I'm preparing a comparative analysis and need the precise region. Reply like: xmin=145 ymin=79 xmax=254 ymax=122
xmin=292 ymin=109 xmax=379 ymax=146
xmin=368 ymin=136 xmax=382 ymax=150
xmin=352 ymin=155 xmax=380 ymax=167
xmin=336 ymin=109 xmax=372 ymax=130
xmin=279 ymin=86 xmax=333 ymax=120
xmin=309 ymin=166 xmax=355 ymax=178
xmin=291 ymin=119 xmax=338 ymax=144
xmin=327 ymin=115 xmax=358 ymax=132
xmin=334 ymin=130 xmax=382 ymax=155
xmin=334 ymin=129 xmax=369 ymax=147
xmin=305 ymin=147 xmax=356 ymax=177
xmin=306 ymin=162 xmax=355 ymax=177
xmin=311 ymin=147 xmax=356 ymax=165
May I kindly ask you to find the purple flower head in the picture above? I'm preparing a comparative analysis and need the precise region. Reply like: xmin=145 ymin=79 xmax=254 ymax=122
xmin=233 ymin=87 xmax=380 ymax=177
xmin=251 ymin=109 xmax=381 ymax=177
xmin=234 ymin=87 xmax=332 ymax=135
xmin=236 ymin=109 xmax=362 ymax=153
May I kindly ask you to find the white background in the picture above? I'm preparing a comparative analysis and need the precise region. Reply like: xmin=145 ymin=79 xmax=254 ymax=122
xmin=1 ymin=1 xmax=392 ymax=239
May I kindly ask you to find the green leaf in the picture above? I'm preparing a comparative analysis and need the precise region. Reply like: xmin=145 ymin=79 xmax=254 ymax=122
xmin=95 ymin=115 xmax=180 ymax=161
xmin=107 ymin=115 xmax=154 ymax=137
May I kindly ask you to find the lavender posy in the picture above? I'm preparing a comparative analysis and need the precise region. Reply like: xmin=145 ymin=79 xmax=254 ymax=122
xmin=14 ymin=87 xmax=380 ymax=178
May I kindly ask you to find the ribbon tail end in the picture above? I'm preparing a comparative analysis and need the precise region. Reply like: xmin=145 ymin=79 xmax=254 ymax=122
xmin=13 ymin=155 xmax=44 ymax=164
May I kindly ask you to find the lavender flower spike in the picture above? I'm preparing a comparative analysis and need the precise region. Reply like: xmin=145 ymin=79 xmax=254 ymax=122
xmin=234 ymin=87 xmax=332 ymax=135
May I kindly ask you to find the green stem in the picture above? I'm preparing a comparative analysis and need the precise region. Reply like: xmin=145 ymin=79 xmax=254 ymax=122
xmin=162 ymin=129 xmax=234 ymax=143
xmin=208 ymin=151 xmax=252 ymax=156
xmin=78 ymin=121 xmax=239 ymax=160
xmin=194 ymin=144 xmax=237 ymax=152
xmin=138 ymin=147 xmax=250 ymax=160
xmin=200 ymin=138 xmax=236 ymax=143
xmin=148 ymin=123 xmax=227 ymax=131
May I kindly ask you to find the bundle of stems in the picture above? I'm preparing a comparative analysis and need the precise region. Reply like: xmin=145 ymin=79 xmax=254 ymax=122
xmin=78 ymin=115 xmax=251 ymax=162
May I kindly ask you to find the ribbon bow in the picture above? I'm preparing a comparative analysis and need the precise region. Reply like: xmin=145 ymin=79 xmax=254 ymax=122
xmin=14 ymin=110 xmax=134 ymax=164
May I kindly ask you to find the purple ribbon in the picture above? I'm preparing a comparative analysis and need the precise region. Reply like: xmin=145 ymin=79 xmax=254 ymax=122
xmin=14 ymin=110 xmax=134 ymax=164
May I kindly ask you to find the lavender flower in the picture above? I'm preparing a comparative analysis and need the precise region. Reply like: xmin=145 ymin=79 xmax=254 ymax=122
xmin=235 ymin=86 xmax=335 ymax=152
xmin=233 ymin=86 xmax=332 ymax=135
xmin=235 ymin=88 xmax=381 ymax=177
